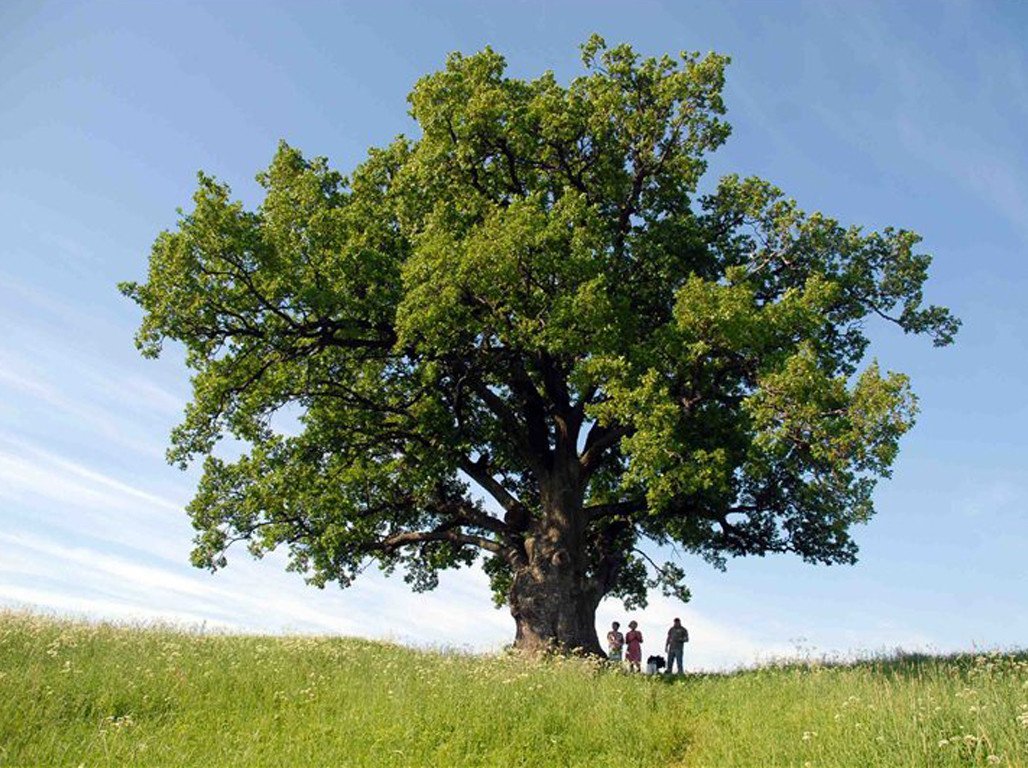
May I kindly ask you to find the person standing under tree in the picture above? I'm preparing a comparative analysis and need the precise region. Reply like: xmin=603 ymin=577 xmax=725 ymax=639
xmin=665 ymin=618 xmax=689 ymax=675
xmin=624 ymin=621 xmax=643 ymax=672
xmin=606 ymin=621 xmax=625 ymax=662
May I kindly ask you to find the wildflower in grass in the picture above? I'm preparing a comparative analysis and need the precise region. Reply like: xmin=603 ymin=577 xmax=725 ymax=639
xmin=99 ymin=714 xmax=136 ymax=733
xmin=987 ymin=755 xmax=1002 ymax=765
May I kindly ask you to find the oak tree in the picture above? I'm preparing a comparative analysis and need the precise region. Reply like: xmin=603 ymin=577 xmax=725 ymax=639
xmin=122 ymin=37 xmax=958 ymax=654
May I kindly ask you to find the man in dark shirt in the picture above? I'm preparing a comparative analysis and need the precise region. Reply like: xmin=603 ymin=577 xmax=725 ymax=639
xmin=664 ymin=617 xmax=689 ymax=675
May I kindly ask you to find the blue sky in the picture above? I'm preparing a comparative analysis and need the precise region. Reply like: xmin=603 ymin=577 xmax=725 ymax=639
xmin=1 ymin=0 xmax=1025 ymax=669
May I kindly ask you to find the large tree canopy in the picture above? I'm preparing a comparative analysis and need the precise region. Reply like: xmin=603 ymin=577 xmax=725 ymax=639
xmin=122 ymin=36 xmax=958 ymax=654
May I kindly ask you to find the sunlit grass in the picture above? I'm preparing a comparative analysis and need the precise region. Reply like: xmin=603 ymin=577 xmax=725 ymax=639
xmin=1 ymin=610 xmax=1025 ymax=766
xmin=680 ymin=652 xmax=1028 ymax=767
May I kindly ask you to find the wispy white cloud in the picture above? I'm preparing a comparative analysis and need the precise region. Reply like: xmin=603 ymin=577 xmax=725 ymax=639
xmin=0 ymin=522 xmax=511 ymax=649
xmin=0 ymin=271 xmax=92 ymax=326
xmin=0 ymin=435 xmax=183 ymax=512
xmin=0 ymin=531 xmax=217 ymax=601
xmin=0 ymin=350 xmax=167 ymax=458
xmin=0 ymin=585 xmax=231 ymax=629
xmin=36 ymin=231 xmax=104 ymax=268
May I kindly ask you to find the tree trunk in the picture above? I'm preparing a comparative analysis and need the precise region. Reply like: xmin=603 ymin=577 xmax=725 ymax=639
xmin=508 ymin=469 xmax=604 ymax=656
xmin=509 ymin=564 xmax=603 ymax=655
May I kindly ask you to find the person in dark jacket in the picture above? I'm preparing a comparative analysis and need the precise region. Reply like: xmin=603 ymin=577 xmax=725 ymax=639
xmin=664 ymin=617 xmax=689 ymax=675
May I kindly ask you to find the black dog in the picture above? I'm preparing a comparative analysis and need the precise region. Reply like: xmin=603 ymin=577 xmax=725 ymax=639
xmin=646 ymin=654 xmax=666 ymax=672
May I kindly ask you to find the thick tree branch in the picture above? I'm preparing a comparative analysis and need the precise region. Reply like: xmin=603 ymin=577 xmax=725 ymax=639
xmin=458 ymin=455 xmax=530 ymax=528
xmin=467 ymin=379 xmax=546 ymax=476
xmin=503 ymin=356 xmax=552 ymax=456
xmin=583 ymin=498 xmax=647 ymax=521
xmin=536 ymin=350 xmax=579 ymax=455
xmin=580 ymin=422 xmax=632 ymax=473
xmin=375 ymin=527 xmax=504 ymax=555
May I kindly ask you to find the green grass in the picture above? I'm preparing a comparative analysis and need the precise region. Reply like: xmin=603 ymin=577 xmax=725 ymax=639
xmin=1 ymin=611 xmax=1025 ymax=767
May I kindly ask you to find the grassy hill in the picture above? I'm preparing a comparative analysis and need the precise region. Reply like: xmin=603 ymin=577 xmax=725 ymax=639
xmin=1 ymin=611 xmax=1025 ymax=767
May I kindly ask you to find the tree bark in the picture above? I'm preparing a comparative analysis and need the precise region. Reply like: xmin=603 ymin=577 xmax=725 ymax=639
xmin=507 ymin=465 xmax=604 ymax=656
xmin=509 ymin=564 xmax=603 ymax=655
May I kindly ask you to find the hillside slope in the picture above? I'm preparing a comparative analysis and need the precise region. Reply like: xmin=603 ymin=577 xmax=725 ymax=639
xmin=1 ymin=612 xmax=1025 ymax=766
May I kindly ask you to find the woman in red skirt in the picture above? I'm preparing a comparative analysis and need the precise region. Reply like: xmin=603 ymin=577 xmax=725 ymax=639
xmin=624 ymin=620 xmax=643 ymax=672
